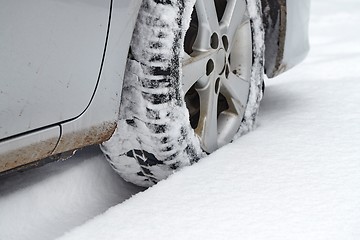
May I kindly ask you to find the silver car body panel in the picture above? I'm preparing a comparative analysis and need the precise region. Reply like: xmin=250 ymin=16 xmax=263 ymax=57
xmin=281 ymin=0 xmax=311 ymax=74
xmin=261 ymin=0 xmax=310 ymax=78
xmin=0 ymin=0 xmax=111 ymax=139
xmin=52 ymin=0 xmax=142 ymax=156
xmin=0 ymin=0 xmax=142 ymax=172
xmin=0 ymin=126 xmax=60 ymax=172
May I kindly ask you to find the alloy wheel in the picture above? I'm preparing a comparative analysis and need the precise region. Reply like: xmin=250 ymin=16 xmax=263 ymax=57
xmin=182 ymin=0 xmax=253 ymax=153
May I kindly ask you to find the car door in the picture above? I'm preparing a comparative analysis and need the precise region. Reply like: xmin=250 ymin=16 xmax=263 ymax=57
xmin=0 ymin=0 xmax=111 ymax=140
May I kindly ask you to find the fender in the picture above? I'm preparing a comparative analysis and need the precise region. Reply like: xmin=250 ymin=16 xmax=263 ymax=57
xmin=0 ymin=0 xmax=143 ymax=175
xmin=261 ymin=0 xmax=310 ymax=78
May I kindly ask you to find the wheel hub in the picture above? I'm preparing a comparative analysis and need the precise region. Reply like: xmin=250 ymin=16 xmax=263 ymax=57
xmin=182 ymin=0 xmax=252 ymax=153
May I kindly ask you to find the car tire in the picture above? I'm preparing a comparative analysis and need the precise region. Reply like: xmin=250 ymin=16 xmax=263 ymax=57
xmin=101 ymin=0 xmax=264 ymax=187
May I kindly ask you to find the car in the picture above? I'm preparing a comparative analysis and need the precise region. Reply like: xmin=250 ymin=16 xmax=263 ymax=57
xmin=0 ymin=0 xmax=310 ymax=186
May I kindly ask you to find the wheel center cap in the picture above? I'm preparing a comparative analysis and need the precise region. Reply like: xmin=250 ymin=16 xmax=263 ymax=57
xmin=214 ymin=48 xmax=226 ymax=74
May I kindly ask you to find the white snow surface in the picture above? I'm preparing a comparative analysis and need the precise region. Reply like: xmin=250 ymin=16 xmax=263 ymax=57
xmin=1 ymin=0 xmax=360 ymax=239
xmin=0 ymin=146 xmax=143 ymax=240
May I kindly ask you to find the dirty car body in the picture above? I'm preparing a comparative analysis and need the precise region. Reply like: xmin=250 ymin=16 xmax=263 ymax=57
xmin=0 ymin=0 xmax=310 ymax=174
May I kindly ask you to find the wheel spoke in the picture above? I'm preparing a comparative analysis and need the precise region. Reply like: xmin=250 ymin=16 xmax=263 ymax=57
xmin=221 ymin=72 xmax=249 ymax=113
xmin=195 ymin=76 xmax=219 ymax=152
xmin=193 ymin=0 xmax=220 ymax=51
xmin=228 ymin=22 xmax=252 ymax=79
xmin=220 ymin=0 xmax=247 ymax=47
xmin=182 ymin=51 xmax=216 ymax=93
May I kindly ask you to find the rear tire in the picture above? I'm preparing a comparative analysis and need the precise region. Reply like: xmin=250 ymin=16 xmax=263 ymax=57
xmin=101 ymin=0 xmax=264 ymax=187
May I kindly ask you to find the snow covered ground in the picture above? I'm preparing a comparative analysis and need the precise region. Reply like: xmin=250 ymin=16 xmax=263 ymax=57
xmin=0 ymin=146 xmax=143 ymax=240
xmin=1 ymin=0 xmax=360 ymax=239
